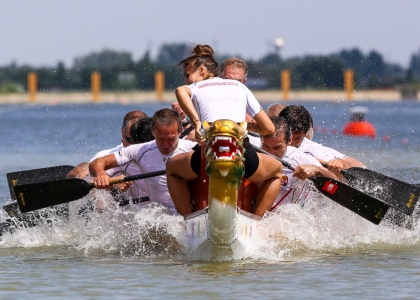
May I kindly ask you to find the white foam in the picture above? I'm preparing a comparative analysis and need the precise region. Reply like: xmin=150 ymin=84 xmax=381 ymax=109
xmin=1 ymin=191 xmax=420 ymax=262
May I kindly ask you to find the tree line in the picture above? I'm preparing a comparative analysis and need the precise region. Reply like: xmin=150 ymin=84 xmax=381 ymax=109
xmin=1 ymin=43 xmax=420 ymax=94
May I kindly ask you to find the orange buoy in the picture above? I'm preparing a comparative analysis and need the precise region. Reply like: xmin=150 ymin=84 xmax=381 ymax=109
xmin=343 ymin=107 xmax=376 ymax=139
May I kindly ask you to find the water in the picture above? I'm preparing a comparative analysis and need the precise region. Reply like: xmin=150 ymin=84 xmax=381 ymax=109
xmin=1 ymin=100 xmax=420 ymax=299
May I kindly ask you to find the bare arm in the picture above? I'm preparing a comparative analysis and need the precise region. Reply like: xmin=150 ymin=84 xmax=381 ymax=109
xmin=175 ymin=86 xmax=199 ymax=124
xmin=171 ymin=101 xmax=187 ymax=121
xmin=249 ymin=110 xmax=275 ymax=135
xmin=89 ymin=154 xmax=119 ymax=189
xmin=66 ymin=162 xmax=89 ymax=179
xmin=342 ymin=156 xmax=366 ymax=168
xmin=318 ymin=157 xmax=364 ymax=179
xmin=293 ymin=165 xmax=339 ymax=181
xmin=175 ymin=86 xmax=204 ymax=144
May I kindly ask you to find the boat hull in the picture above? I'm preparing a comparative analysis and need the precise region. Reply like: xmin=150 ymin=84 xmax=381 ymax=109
xmin=181 ymin=207 xmax=261 ymax=254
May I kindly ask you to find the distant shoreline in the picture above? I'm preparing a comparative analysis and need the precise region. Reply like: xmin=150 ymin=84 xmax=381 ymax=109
xmin=0 ymin=89 xmax=418 ymax=105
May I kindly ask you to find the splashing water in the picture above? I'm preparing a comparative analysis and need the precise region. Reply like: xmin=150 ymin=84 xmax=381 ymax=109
xmin=1 ymin=188 xmax=419 ymax=262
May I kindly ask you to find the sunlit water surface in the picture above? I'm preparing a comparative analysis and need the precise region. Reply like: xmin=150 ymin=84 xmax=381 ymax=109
xmin=0 ymin=101 xmax=420 ymax=299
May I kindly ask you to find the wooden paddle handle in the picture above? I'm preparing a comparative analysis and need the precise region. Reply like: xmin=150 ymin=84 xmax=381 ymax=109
xmin=109 ymin=177 xmax=125 ymax=185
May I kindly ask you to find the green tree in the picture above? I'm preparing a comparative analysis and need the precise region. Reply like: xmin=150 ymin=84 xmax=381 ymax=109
xmin=135 ymin=51 xmax=157 ymax=90
xmin=409 ymin=49 xmax=420 ymax=80
xmin=72 ymin=49 xmax=135 ymax=91
xmin=55 ymin=61 xmax=67 ymax=89
xmin=362 ymin=51 xmax=385 ymax=80
xmin=156 ymin=43 xmax=190 ymax=66
xmin=292 ymin=56 xmax=344 ymax=89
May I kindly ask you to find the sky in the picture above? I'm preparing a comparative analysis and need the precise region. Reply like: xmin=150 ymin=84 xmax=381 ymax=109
xmin=1 ymin=0 xmax=420 ymax=68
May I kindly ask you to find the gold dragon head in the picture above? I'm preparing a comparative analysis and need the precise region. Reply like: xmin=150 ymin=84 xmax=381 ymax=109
xmin=203 ymin=119 xmax=247 ymax=179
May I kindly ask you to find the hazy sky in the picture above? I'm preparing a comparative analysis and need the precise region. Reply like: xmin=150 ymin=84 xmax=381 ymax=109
xmin=1 ymin=0 xmax=420 ymax=68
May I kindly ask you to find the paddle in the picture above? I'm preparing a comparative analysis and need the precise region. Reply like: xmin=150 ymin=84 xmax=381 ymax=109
xmin=14 ymin=170 xmax=166 ymax=213
xmin=180 ymin=125 xmax=194 ymax=139
xmin=253 ymin=145 xmax=389 ymax=224
xmin=318 ymin=159 xmax=419 ymax=215
xmin=7 ymin=165 xmax=74 ymax=200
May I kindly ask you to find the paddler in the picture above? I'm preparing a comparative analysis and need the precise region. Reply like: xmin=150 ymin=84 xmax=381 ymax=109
xmin=166 ymin=44 xmax=283 ymax=217
xmin=279 ymin=105 xmax=366 ymax=176
xmin=261 ymin=116 xmax=339 ymax=209
xmin=90 ymin=108 xmax=196 ymax=214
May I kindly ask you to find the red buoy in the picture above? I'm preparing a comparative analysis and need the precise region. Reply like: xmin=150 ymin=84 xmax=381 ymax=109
xmin=343 ymin=107 xmax=376 ymax=139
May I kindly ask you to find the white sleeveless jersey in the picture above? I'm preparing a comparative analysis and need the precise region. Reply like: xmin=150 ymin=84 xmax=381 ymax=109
xmin=298 ymin=138 xmax=346 ymax=161
xmin=188 ymin=77 xmax=263 ymax=122
xmin=114 ymin=139 xmax=196 ymax=214
xmin=271 ymin=146 xmax=322 ymax=210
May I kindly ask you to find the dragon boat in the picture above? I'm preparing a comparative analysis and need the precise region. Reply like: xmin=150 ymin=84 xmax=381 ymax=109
xmin=180 ymin=119 xmax=262 ymax=254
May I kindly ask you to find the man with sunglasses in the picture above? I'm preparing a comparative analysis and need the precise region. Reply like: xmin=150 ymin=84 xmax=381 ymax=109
xmin=105 ymin=117 xmax=154 ymax=207
xmin=279 ymin=105 xmax=365 ymax=177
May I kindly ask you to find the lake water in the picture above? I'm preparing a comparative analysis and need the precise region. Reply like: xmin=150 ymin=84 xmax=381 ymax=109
xmin=1 ymin=100 xmax=420 ymax=299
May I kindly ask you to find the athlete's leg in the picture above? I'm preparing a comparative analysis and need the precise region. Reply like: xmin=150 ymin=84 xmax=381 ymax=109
xmin=248 ymin=153 xmax=283 ymax=216
xmin=166 ymin=152 xmax=197 ymax=215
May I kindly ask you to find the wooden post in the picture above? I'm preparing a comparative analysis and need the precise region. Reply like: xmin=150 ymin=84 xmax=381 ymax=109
xmin=281 ymin=69 xmax=291 ymax=100
xmin=28 ymin=72 xmax=37 ymax=103
xmin=91 ymin=71 xmax=101 ymax=102
xmin=344 ymin=69 xmax=354 ymax=100
xmin=155 ymin=71 xmax=164 ymax=102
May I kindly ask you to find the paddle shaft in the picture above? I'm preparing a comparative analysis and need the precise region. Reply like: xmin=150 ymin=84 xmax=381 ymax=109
xmin=253 ymin=145 xmax=389 ymax=224
xmin=180 ymin=125 xmax=194 ymax=139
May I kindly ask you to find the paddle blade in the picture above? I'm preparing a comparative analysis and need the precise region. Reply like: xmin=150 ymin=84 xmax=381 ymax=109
xmin=14 ymin=178 xmax=93 ymax=213
xmin=7 ymin=165 xmax=74 ymax=200
xmin=342 ymin=168 xmax=419 ymax=215
xmin=311 ymin=177 xmax=389 ymax=225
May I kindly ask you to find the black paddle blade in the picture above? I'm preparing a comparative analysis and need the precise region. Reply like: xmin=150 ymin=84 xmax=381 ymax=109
xmin=14 ymin=178 xmax=93 ymax=213
xmin=311 ymin=177 xmax=389 ymax=225
xmin=342 ymin=168 xmax=419 ymax=215
xmin=7 ymin=165 xmax=74 ymax=200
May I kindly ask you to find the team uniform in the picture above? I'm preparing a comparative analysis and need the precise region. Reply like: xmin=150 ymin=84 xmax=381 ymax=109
xmin=89 ymin=144 xmax=123 ymax=162
xmin=88 ymin=143 xmax=148 ymax=202
xmin=189 ymin=77 xmax=262 ymax=122
xmin=271 ymin=146 xmax=322 ymax=210
xmin=106 ymin=162 xmax=149 ymax=200
xmin=114 ymin=139 xmax=196 ymax=214
xmin=188 ymin=77 xmax=263 ymax=178
xmin=298 ymin=138 xmax=346 ymax=161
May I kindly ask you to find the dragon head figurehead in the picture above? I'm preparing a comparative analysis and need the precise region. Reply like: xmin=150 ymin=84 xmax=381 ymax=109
xmin=203 ymin=119 xmax=247 ymax=180
xmin=202 ymin=120 xmax=248 ymax=245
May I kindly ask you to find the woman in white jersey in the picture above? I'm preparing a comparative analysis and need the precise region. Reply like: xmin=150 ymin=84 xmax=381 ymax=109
xmin=166 ymin=44 xmax=283 ymax=217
